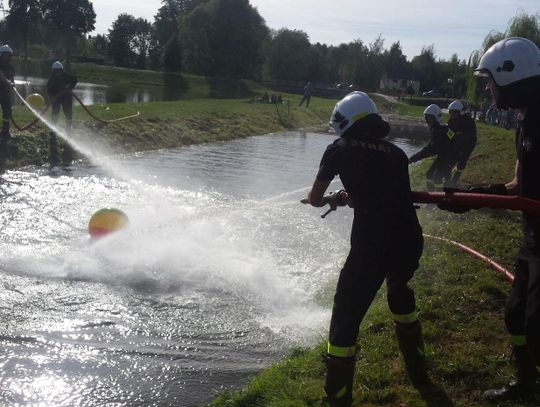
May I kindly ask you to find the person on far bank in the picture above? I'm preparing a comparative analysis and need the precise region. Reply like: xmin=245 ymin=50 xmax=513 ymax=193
xmin=0 ymin=44 xmax=15 ymax=142
xmin=442 ymin=37 xmax=540 ymax=402
xmin=408 ymin=104 xmax=456 ymax=190
xmin=47 ymin=61 xmax=77 ymax=167
xmin=299 ymin=81 xmax=314 ymax=107
xmin=447 ymin=100 xmax=477 ymax=185
xmin=304 ymin=91 xmax=426 ymax=406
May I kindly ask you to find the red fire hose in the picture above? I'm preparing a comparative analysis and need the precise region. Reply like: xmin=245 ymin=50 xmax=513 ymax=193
xmin=411 ymin=191 xmax=540 ymax=216
xmin=423 ymin=234 xmax=514 ymax=283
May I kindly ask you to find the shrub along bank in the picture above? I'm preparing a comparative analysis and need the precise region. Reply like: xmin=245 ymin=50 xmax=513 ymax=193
xmin=208 ymin=122 xmax=530 ymax=407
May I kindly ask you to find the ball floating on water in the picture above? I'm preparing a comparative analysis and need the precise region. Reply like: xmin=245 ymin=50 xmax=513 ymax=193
xmin=88 ymin=208 xmax=129 ymax=239
xmin=25 ymin=93 xmax=45 ymax=110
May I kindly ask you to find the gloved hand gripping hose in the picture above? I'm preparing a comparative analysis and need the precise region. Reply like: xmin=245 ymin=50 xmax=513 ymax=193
xmin=301 ymin=189 xmax=347 ymax=218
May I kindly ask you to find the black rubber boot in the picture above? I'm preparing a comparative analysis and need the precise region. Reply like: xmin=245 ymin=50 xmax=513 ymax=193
xmin=484 ymin=344 xmax=540 ymax=402
xmin=322 ymin=355 xmax=355 ymax=407
xmin=0 ymin=120 xmax=11 ymax=141
xmin=395 ymin=320 xmax=429 ymax=386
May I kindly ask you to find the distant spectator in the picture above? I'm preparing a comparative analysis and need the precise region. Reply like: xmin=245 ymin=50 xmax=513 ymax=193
xmin=299 ymin=82 xmax=314 ymax=107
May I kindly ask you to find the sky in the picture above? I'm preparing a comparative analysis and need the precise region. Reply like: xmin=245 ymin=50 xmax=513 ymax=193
xmin=90 ymin=0 xmax=539 ymax=61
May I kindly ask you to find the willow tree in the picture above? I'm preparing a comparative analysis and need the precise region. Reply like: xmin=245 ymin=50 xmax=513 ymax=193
xmin=41 ymin=0 xmax=96 ymax=68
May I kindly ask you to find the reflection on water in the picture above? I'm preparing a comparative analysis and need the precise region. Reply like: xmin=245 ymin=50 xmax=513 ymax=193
xmin=14 ymin=76 xmax=176 ymax=106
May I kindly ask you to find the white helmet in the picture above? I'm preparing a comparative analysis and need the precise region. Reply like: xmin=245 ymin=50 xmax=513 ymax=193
xmin=475 ymin=37 xmax=540 ymax=87
xmin=0 ymin=44 xmax=13 ymax=54
xmin=52 ymin=61 xmax=64 ymax=70
xmin=423 ymin=104 xmax=444 ymax=125
xmin=448 ymin=100 xmax=465 ymax=113
xmin=329 ymin=91 xmax=377 ymax=136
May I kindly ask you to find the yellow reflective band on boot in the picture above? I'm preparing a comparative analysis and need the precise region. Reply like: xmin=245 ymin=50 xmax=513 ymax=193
xmin=510 ymin=335 xmax=527 ymax=346
xmin=327 ymin=342 xmax=356 ymax=358
xmin=393 ymin=311 xmax=418 ymax=324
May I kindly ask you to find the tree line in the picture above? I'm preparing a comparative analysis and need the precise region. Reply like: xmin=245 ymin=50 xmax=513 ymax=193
xmin=1 ymin=0 xmax=539 ymax=97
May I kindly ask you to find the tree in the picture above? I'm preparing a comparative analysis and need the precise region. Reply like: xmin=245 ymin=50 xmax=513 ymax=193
xmin=88 ymin=34 xmax=109 ymax=58
xmin=506 ymin=12 xmax=540 ymax=47
xmin=163 ymin=34 xmax=183 ymax=72
xmin=131 ymin=18 xmax=153 ymax=69
xmin=411 ymin=45 xmax=442 ymax=92
xmin=264 ymin=29 xmax=312 ymax=82
xmin=182 ymin=0 xmax=268 ymax=79
xmin=41 ymin=0 xmax=96 ymax=67
xmin=5 ymin=0 xmax=42 ymax=63
xmin=154 ymin=0 xmax=200 ymax=45
xmin=384 ymin=42 xmax=408 ymax=73
xmin=108 ymin=14 xmax=152 ymax=69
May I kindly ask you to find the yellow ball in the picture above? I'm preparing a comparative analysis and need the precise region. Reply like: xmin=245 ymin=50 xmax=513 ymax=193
xmin=88 ymin=208 xmax=129 ymax=239
xmin=25 ymin=93 xmax=45 ymax=109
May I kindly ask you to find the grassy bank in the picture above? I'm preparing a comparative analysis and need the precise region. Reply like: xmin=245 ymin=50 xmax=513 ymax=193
xmin=2 ymin=95 xmax=336 ymax=170
xmin=208 ymin=121 xmax=531 ymax=406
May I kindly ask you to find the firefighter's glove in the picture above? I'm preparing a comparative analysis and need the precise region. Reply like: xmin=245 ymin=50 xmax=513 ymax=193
xmin=468 ymin=183 xmax=507 ymax=195
xmin=323 ymin=189 xmax=347 ymax=210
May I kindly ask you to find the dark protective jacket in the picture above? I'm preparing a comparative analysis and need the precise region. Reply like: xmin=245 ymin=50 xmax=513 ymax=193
xmin=517 ymin=102 xmax=540 ymax=249
xmin=316 ymin=116 xmax=423 ymax=356
xmin=408 ymin=122 xmax=455 ymax=165
xmin=316 ymin=116 xmax=422 ymax=249
xmin=0 ymin=62 xmax=15 ymax=97
xmin=448 ymin=114 xmax=477 ymax=170
xmin=47 ymin=71 xmax=77 ymax=100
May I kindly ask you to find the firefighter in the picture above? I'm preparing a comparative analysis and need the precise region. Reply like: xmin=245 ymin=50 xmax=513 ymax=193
xmin=47 ymin=61 xmax=77 ymax=166
xmin=304 ymin=91 xmax=426 ymax=406
xmin=447 ymin=100 xmax=477 ymax=185
xmin=0 ymin=44 xmax=14 ymax=142
xmin=408 ymin=104 xmax=456 ymax=190
xmin=442 ymin=37 xmax=540 ymax=402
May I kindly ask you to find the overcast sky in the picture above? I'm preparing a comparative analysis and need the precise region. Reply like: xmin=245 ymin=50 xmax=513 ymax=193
xmin=91 ymin=0 xmax=539 ymax=61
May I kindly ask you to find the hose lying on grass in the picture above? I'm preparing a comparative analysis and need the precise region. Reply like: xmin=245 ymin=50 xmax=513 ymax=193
xmin=11 ymin=89 xmax=139 ymax=131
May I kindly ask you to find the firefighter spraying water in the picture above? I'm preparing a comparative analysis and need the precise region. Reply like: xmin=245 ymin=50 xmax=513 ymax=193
xmin=301 ymin=91 xmax=426 ymax=406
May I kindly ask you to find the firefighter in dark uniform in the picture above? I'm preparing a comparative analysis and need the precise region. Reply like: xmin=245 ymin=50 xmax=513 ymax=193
xmin=442 ymin=37 xmax=540 ymax=402
xmin=0 ymin=44 xmax=14 ymax=142
xmin=0 ymin=44 xmax=15 ymax=174
xmin=47 ymin=61 xmax=77 ymax=167
xmin=304 ymin=92 xmax=426 ymax=406
xmin=447 ymin=100 xmax=477 ymax=185
xmin=408 ymin=104 xmax=456 ymax=190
